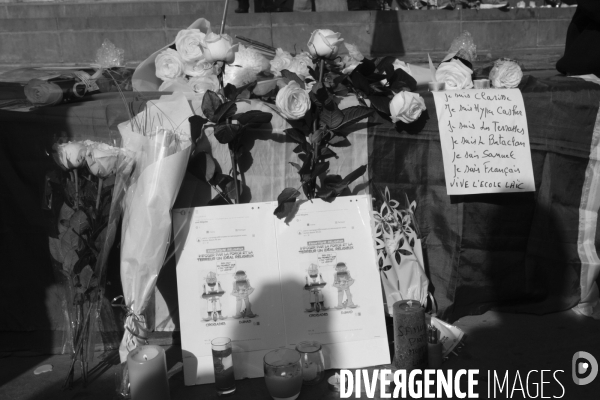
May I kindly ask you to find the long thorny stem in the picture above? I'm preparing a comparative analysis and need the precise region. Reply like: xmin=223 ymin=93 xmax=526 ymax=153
xmin=309 ymin=59 xmax=326 ymax=199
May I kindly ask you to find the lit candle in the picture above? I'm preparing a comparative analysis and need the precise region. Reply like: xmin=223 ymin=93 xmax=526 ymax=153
xmin=127 ymin=345 xmax=170 ymax=400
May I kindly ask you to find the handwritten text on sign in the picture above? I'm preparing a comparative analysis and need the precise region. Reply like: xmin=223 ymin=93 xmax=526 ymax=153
xmin=432 ymin=89 xmax=535 ymax=195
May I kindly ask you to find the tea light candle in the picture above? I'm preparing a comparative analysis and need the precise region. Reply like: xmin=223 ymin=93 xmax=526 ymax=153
xmin=392 ymin=300 xmax=427 ymax=371
xmin=428 ymin=81 xmax=445 ymax=91
xmin=327 ymin=373 xmax=341 ymax=392
xmin=127 ymin=345 xmax=170 ymax=400
xmin=474 ymin=79 xmax=490 ymax=89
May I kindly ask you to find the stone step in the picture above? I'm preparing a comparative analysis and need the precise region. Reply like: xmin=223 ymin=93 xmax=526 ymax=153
xmin=0 ymin=8 xmax=575 ymax=70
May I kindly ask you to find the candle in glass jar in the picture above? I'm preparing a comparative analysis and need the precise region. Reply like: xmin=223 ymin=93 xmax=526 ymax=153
xmin=392 ymin=300 xmax=427 ymax=371
xmin=265 ymin=373 xmax=303 ymax=399
xmin=264 ymin=348 xmax=303 ymax=400
xmin=127 ymin=345 xmax=170 ymax=400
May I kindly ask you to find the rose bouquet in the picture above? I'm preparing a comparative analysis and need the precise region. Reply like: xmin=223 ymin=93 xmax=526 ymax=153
xmin=46 ymin=139 xmax=125 ymax=388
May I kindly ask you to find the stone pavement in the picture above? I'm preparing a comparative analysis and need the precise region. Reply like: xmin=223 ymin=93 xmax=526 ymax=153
xmin=1 ymin=310 xmax=598 ymax=400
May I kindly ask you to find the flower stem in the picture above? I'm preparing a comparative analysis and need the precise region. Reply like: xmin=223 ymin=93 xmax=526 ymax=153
xmin=96 ymin=177 xmax=103 ymax=211
xmin=74 ymin=169 xmax=79 ymax=211
xmin=309 ymin=58 xmax=326 ymax=199
xmin=229 ymin=145 xmax=240 ymax=204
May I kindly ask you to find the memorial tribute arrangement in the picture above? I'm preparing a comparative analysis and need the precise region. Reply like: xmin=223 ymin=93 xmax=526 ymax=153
xmin=38 ymin=4 xmax=541 ymax=392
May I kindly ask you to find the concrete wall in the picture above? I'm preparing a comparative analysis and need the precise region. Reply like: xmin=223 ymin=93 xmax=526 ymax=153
xmin=0 ymin=3 xmax=575 ymax=71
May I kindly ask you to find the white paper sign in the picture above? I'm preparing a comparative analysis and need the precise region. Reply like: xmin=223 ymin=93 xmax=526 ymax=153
xmin=432 ymin=89 xmax=535 ymax=195
xmin=173 ymin=195 xmax=389 ymax=386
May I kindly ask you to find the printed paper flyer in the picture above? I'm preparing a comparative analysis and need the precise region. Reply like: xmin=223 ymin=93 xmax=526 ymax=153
xmin=173 ymin=195 xmax=389 ymax=386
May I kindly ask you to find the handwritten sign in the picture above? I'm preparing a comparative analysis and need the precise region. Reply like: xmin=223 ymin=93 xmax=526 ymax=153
xmin=432 ymin=89 xmax=535 ymax=195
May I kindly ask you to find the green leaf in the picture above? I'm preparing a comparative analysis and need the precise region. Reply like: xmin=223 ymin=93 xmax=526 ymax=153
xmin=214 ymin=101 xmax=238 ymax=123
xmin=354 ymin=57 xmax=377 ymax=77
xmin=79 ymin=265 xmax=94 ymax=290
xmin=63 ymin=249 xmax=79 ymax=273
xmin=224 ymin=83 xmax=238 ymax=102
xmin=214 ymin=123 xmax=242 ymax=144
xmin=253 ymin=78 xmax=280 ymax=96
xmin=309 ymin=129 xmax=326 ymax=145
xmin=226 ymin=81 xmax=258 ymax=101
xmin=281 ymin=70 xmax=305 ymax=89
xmin=320 ymin=106 xmax=345 ymax=129
xmin=335 ymin=106 xmax=374 ymax=130
xmin=284 ymin=128 xmax=307 ymax=145
xmin=289 ymin=162 xmax=301 ymax=171
xmin=312 ymin=162 xmax=329 ymax=178
xmin=349 ymin=70 xmax=372 ymax=95
xmin=368 ymin=95 xmax=391 ymax=116
xmin=232 ymin=110 xmax=273 ymax=126
xmin=188 ymin=151 xmax=217 ymax=182
xmin=201 ymin=90 xmax=222 ymax=122
xmin=320 ymin=147 xmax=337 ymax=160
xmin=277 ymin=187 xmax=301 ymax=205
xmin=298 ymin=153 xmax=313 ymax=175
xmin=329 ymin=136 xmax=351 ymax=147
xmin=49 ymin=237 xmax=64 ymax=263
xmin=274 ymin=201 xmax=296 ymax=220
xmin=388 ymin=68 xmax=417 ymax=92
xmin=69 ymin=210 xmax=89 ymax=234
xmin=340 ymin=164 xmax=367 ymax=187
xmin=376 ymin=56 xmax=398 ymax=75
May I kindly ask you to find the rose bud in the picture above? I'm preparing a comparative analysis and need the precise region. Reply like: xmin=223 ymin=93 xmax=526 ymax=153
xmin=200 ymin=32 xmax=239 ymax=64
xmin=307 ymin=29 xmax=344 ymax=59
xmin=54 ymin=142 xmax=88 ymax=170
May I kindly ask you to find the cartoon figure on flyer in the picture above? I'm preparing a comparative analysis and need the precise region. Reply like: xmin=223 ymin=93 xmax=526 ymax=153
xmin=332 ymin=262 xmax=358 ymax=309
xmin=201 ymin=271 xmax=226 ymax=321
xmin=231 ymin=270 xmax=257 ymax=319
xmin=304 ymin=263 xmax=328 ymax=312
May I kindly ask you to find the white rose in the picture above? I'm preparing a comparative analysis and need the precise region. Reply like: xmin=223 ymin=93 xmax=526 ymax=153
xmin=84 ymin=141 xmax=120 ymax=178
xmin=155 ymin=48 xmax=185 ymax=81
xmin=189 ymin=75 xmax=220 ymax=93
xmin=275 ymin=81 xmax=311 ymax=120
xmin=184 ymin=59 xmax=216 ymax=77
xmin=489 ymin=59 xmax=523 ymax=89
xmin=389 ymin=91 xmax=426 ymax=124
xmin=307 ymin=29 xmax=343 ymax=59
xmin=435 ymin=59 xmax=473 ymax=90
xmin=270 ymin=48 xmax=294 ymax=77
xmin=54 ymin=142 xmax=87 ymax=169
xmin=175 ymin=29 xmax=206 ymax=62
xmin=201 ymin=32 xmax=238 ymax=64
xmin=232 ymin=44 xmax=270 ymax=73
xmin=288 ymin=52 xmax=314 ymax=79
